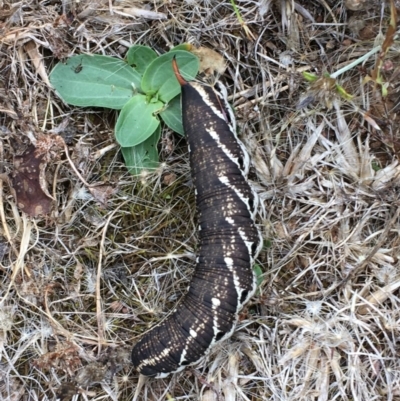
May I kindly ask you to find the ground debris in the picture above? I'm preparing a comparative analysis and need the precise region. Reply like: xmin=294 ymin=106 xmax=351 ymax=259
xmin=75 ymin=346 xmax=131 ymax=386
xmin=11 ymin=144 xmax=53 ymax=217
xmin=88 ymin=184 xmax=118 ymax=206
xmin=33 ymin=341 xmax=82 ymax=375
xmin=55 ymin=383 xmax=78 ymax=401
xmin=10 ymin=134 xmax=64 ymax=217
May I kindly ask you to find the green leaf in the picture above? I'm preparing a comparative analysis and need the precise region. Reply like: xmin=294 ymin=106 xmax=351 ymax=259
xmin=121 ymin=126 xmax=161 ymax=175
xmin=142 ymin=50 xmax=199 ymax=103
xmin=159 ymin=95 xmax=183 ymax=135
xmin=115 ymin=94 xmax=163 ymax=147
xmin=371 ymin=161 xmax=381 ymax=172
xmin=302 ymin=71 xmax=318 ymax=82
xmin=126 ymin=45 xmax=157 ymax=75
xmin=170 ymin=43 xmax=193 ymax=52
xmin=264 ymin=238 xmax=272 ymax=248
xmin=253 ymin=264 xmax=263 ymax=294
xmin=335 ymin=83 xmax=353 ymax=100
xmin=50 ymin=54 xmax=142 ymax=110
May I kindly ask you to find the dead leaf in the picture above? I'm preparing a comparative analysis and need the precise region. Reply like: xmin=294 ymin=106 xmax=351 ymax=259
xmin=344 ymin=0 xmax=369 ymax=11
xmin=163 ymin=173 xmax=177 ymax=186
xmin=113 ymin=6 xmax=167 ymax=20
xmin=11 ymin=145 xmax=53 ymax=217
xmin=24 ymin=41 xmax=51 ymax=87
xmin=35 ymin=132 xmax=65 ymax=161
xmin=88 ymin=184 xmax=118 ymax=206
xmin=33 ymin=341 xmax=81 ymax=374
xmin=358 ymin=277 xmax=400 ymax=314
xmin=190 ymin=46 xmax=227 ymax=75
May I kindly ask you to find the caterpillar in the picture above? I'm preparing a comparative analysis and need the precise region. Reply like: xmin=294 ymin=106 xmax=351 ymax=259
xmin=131 ymin=59 xmax=263 ymax=378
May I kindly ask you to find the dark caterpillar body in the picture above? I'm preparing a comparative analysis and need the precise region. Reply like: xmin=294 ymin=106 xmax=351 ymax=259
xmin=131 ymin=63 xmax=262 ymax=378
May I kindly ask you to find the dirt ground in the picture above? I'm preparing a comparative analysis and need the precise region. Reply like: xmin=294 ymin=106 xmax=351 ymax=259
xmin=1 ymin=1 xmax=400 ymax=400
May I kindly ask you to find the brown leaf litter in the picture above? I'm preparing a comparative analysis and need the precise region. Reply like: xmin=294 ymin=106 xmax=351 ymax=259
xmin=10 ymin=134 xmax=64 ymax=217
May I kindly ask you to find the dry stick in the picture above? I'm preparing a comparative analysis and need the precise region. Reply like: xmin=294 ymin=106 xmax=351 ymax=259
xmin=63 ymin=142 xmax=91 ymax=188
xmin=40 ymin=270 xmax=113 ymax=346
xmin=42 ymin=284 xmax=112 ymax=346
xmin=318 ymin=0 xmax=338 ymax=25
xmin=0 ymin=141 xmax=21 ymax=271
xmin=96 ymin=198 xmax=131 ymax=354
xmin=0 ymin=140 xmax=14 ymax=251
xmin=43 ymin=283 xmax=83 ymax=341
xmin=235 ymin=84 xmax=290 ymax=109
xmin=132 ymin=374 xmax=148 ymax=401
xmin=0 ymin=215 xmax=32 ymax=305
xmin=63 ymin=141 xmax=113 ymax=191
xmin=192 ymin=370 xmax=222 ymax=400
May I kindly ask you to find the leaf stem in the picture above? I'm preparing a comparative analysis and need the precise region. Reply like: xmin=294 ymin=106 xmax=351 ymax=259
xmin=330 ymin=46 xmax=381 ymax=79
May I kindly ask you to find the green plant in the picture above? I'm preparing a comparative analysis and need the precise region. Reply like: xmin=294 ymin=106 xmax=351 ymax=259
xmin=50 ymin=45 xmax=199 ymax=175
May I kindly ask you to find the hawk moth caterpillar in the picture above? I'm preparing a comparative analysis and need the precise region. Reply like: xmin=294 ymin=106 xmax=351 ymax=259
xmin=131 ymin=59 xmax=262 ymax=378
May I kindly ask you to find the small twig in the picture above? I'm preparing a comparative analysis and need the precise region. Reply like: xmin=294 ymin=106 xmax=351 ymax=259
xmin=63 ymin=141 xmax=91 ymax=188
xmin=192 ymin=370 xmax=222 ymax=401
xmin=132 ymin=375 xmax=148 ymax=401
xmin=318 ymin=0 xmax=338 ymax=25
xmin=0 ymin=215 xmax=32 ymax=305
xmin=0 ymin=140 xmax=15 ymax=254
xmin=96 ymin=198 xmax=131 ymax=353
xmin=43 ymin=283 xmax=111 ymax=346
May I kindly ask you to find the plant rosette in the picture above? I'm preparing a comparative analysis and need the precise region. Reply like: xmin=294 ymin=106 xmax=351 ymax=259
xmin=50 ymin=46 xmax=199 ymax=174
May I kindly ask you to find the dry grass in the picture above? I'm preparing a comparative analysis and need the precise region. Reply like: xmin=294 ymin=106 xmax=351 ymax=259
xmin=1 ymin=0 xmax=400 ymax=400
